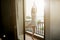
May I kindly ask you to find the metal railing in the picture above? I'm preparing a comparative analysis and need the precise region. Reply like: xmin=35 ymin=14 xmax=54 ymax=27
xmin=25 ymin=21 xmax=44 ymax=36
xmin=36 ymin=22 xmax=44 ymax=36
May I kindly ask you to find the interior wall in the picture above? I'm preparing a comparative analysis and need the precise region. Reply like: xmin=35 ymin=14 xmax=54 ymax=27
xmin=1 ymin=0 xmax=17 ymax=40
xmin=45 ymin=0 xmax=60 ymax=40
xmin=50 ymin=0 xmax=60 ymax=40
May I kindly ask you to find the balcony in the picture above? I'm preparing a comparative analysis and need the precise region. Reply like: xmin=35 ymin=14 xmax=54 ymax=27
xmin=25 ymin=20 xmax=44 ymax=40
xmin=25 ymin=0 xmax=44 ymax=40
xmin=25 ymin=34 xmax=38 ymax=40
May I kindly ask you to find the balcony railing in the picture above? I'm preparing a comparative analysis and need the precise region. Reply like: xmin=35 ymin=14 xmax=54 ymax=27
xmin=25 ymin=20 xmax=44 ymax=37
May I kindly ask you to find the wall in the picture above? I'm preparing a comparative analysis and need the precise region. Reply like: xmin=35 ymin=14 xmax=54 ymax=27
xmin=0 ymin=0 xmax=4 ymax=37
xmin=50 ymin=0 xmax=60 ymax=40
xmin=1 ymin=0 xmax=17 ymax=40
xmin=45 ymin=0 xmax=60 ymax=40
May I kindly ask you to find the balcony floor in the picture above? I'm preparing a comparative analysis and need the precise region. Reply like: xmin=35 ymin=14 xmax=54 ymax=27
xmin=25 ymin=34 xmax=39 ymax=40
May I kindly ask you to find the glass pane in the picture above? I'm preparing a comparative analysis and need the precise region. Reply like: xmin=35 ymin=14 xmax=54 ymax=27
xmin=25 ymin=0 xmax=45 ymax=40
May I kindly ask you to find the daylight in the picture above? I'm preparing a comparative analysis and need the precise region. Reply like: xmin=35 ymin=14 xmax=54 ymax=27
xmin=25 ymin=0 xmax=44 ymax=22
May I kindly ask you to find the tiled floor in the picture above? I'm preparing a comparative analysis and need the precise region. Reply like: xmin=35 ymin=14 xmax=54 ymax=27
xmin=25 ymin=34 xmax=39 ymax=40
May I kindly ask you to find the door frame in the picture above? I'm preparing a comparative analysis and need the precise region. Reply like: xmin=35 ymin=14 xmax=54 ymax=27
xmin=23 ymin=0 xmax=25 ymax=40
xmin=44 ymin=0 xmax=50 ymax=40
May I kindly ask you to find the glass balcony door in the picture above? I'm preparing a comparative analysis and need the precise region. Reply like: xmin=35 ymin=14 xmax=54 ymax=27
xmin=24 ymin=0 xmax=45 ymax=39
